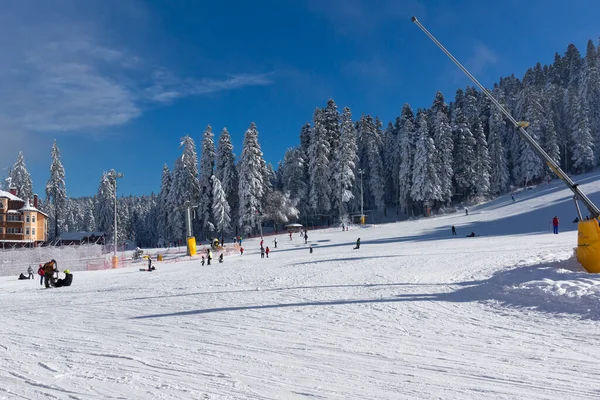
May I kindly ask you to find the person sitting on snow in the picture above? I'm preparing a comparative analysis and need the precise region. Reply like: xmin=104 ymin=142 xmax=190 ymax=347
xmin=466 ymin=232 xmax=477 ymax=237
xmin=219 ymin=253 xmax=224 ymax=263
xmin=55 ymin=270 xmax=73 ymax=287
xmin=354 ymin=238 xmax=361 ymax=249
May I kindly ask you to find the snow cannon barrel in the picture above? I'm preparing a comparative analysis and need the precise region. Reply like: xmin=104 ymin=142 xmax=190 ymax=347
xmin=576 ymin=219 xmax=600 ymax=273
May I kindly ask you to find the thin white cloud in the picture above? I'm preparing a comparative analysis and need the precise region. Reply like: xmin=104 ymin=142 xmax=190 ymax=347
xmin=0 ymin=2 xmax=274 ymax=134
xmin=466 ymin=43 xmax=499 ymax=75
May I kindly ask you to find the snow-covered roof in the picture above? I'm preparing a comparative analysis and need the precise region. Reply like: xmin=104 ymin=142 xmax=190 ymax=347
xmin=18 ymin=199 xmax=48 ymax=217
xmin=59 ymin=231 xmax=105 ymax=241
xmin=7 ymin=210 xmax=20 ymax=214
xmin=0 ymin=190 xmax=22 ymax=202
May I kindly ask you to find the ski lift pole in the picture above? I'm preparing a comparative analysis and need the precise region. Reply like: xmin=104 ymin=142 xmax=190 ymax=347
xmin=411 ymin=16 xmax=600 ymax=219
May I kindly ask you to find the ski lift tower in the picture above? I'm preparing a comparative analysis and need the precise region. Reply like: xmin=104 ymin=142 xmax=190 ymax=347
xmin=176 ymin=200 xmax=198 ymax=257
xmin=412 ymin=16 xmax=600 ymax=273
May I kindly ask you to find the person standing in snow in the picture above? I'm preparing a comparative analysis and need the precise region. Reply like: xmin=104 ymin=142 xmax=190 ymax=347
xmin=289 ymin=232 xmax=292 ymax=240
xmin=201 ymin=255 xmax=205 ymax=266
xmin=219 ymin=253 xmax=224 ymax=263
xmin=309 ymin=245 xmax=313 ymax=254
xmin=37 ymin=265 xmax=44 ymax=285
xmin=42 ymin=259 xmax=58 ymax=288
xmin=552 ymin=216 xmax=559 ymax=234
xmin=260 ymin=238 xmax=264 ymax=248
xmin=207 ymin=249 xmax=213 ymax=265
xmin=260 ymin=247 xmax=265 ymax=259
xmin=451 ymin=226 xmax=457 ymax=236
xmin=265 ymin=246 xmax=270 ymax=258
xmin=304 ymin=232 xmax=308 ymax=244
xmin=273 ymin=238 xmax=277 ymax=248
xmin=240 ymin=246 xmax=244 ymax=256
xmin=354 ymin=238 xmax=360 ymax=250
xmin=27 ymin=265 xmax=34 ymax=279
xmin=511 ymin=194 xmax=515 ymax=202
xmin=342 ymin=223 xmax=345 ymax=231
xmin=465 ymin=208 xmax=469 ymax=216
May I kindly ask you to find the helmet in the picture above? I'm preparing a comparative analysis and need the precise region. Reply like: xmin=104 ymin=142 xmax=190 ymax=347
xmin=64 ymin=269 xmax=70 ymax=274
xmin=39 ymin=263 xmax=43 ymax=267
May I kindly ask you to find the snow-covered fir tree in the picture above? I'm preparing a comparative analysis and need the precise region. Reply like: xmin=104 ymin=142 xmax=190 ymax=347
xmin=211 ymin=175 xmax=231 ymax=238
xmin=357 ymin=115 xmax=385 ymax=212
xmin=166 ymin=156 xmax=187 ymax=242
xmin=397 ymin=104 xmax=415 ymax=214
xmin=215 ymin=128 xmax=239 ymax=228
xmin=263 ymin=190 xmax=299 ymax=229
xmin=452 ymin=90 xmax=476 ymax=199
xmin=82 ymin=198 xmax=96 ymax=232
xmin=94 ymin=170 xmax=118 ymax=242
xmin=238 ymin=122 xmax=266 ymax=235
xmin=11 ymin=151 xmax=33 ymax=201
xmin=471 ymin=120 xmax=491 ymax=197
xmin=322 ymin=99 xmax=341 ymax=162
xmin=308 ymin=108 xmax=331 ymax=214
xmin=280 ymin=147 xmax=308 ymax=217
xmin=331 ymin=106 xmax=357 ymax=222
xmin=157 ymin=164 xmax=172 ymax=243
xmin=568 ymin=90 xmax=595 ymax=173
xmin=410 ymin=112 xmax=441 ymax=206
xmin=430 ymin=92 xmax=454 ymax=204
xmin=198 ymin=126 xmax=216 ymax=236
xmin=45 ymin=140 xmax=67 ymax=240
xmin=488 ymin=105 xmax=510 ymax=195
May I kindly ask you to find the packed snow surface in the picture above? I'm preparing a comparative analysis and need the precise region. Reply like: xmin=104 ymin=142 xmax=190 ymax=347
xmin=4 ymin=173 xmax=600 ymax=399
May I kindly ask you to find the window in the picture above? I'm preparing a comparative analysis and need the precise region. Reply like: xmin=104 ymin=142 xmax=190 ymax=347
xmin=0 ymin=215 xmax=3 ymax=221
xmin=26 ymin=228 xmax=30 ymax=235
xmin=26 ymin=215 xmax=30 ymax=223
xmin=32 ymin=216 xmax=36 ymax=223
xmin=7 ymin=214 xmax=21 ymax=222
xmin=32 ymin=228 xmax=35 ymax=235
xmin=7 ymin=227 xmax=22 ymax=234
xmin=0 ymin=227 xmax=3 ymax=234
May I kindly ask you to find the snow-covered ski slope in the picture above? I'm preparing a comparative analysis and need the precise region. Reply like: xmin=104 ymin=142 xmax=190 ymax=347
xmin=4 ymin=173 xmax=600 ymax=399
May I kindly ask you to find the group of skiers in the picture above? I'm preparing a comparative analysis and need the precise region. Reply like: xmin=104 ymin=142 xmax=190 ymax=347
xmin=23 ymin=259 xmax=74 ymax=288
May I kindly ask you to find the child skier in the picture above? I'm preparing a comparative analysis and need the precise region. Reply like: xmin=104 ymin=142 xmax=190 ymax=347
xmin=265 ymin=246 xmax=270 ymax=258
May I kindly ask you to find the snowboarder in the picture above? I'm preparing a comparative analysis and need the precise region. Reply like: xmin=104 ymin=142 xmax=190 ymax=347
xmin=265 ymin=246 xmax=270 ymax=258
xmin=260 ymin=247 xmax=265 ymax=259
xmin=240 ymin=247 xmax=244 ymax=256
xmin=309 ymin=245 xmax=313 ymax=254
xmin=219 ymin=253 xmax=224 ymax=263
xmin=27 ymin=265 xmax=33 ymax=279
xmin=304 ymin=232 xmax=308 ymax=244
xmin=55 ymin=270 xmax=73 ymax=287
xmin=42 ymin=259 xmax=58 ymax=288
xmin=148 ymin=257 xmax=154 ymax=271
xmin=354 ymin=238 xmax=360 ymax=250
xmin=451 ymin=226 xmax=457 ymax=236
xmin=207 ymin=249 xmax=213 ymax=265
xmin=201 ymin=255 xmax=205 ymax=266
xmin=552 ymin=216 xmax=559 ymax=234
xmin=37 ymin=265 xmax=44 ymax=285
xmin=273 ymin=238 xmax=278 ymax=248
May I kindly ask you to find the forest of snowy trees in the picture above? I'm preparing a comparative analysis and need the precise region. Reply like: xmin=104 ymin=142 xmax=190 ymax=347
xmin=3 ymin=39 xmax=600 ymax=246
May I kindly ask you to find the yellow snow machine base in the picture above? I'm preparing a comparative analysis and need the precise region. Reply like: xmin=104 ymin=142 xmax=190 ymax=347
xmin=576 ymin=219 xmax=600 ymax=273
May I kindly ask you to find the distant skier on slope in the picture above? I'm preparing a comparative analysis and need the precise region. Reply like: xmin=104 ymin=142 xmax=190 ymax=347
xmin=552 ymin=216 xmax=559 ymax=234
xmin=354 ymin=238 xmax=360 ymax=250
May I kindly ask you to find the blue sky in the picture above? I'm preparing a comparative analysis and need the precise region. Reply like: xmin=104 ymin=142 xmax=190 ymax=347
xmin=1 ymin=0 xmax=599 ymax=198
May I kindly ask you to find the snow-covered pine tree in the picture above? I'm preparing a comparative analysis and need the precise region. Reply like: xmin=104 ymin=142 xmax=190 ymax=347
xmin=211 ymin=175 xmax=231 ymax=239
xmin=568 ymin=89 xmax=595 ymax=173
xmin=398 ymin=104 xmax=415 ymax=215
xmin=45 ymin=140 xmax=67 ymax=239
xmin=238 ymin=122 xmax=266 ymax=235
xmin=280 ymin=147 xmax=308 ymax=216
xmin=323 ymin=99 xmax=341 ymax=162
xmin=581 ymin=40 xmax=600 ymax=163
xmin=382 ymin=122 xmax=396 ymax=207
xmin=331 ymin=106 xmax=357 ymax=223
xmin=488 ymin=103 xmax=510 ymax=195
xmin=11 ymin=151 xmax=33 ymax=201
xmin=94 ymin=171 xmax=117 ymax=241
xmin=471 ymin=120 xmax=491 ymax=197
xmin=452 ymin=90 xmax=476 ymax=199
xmin=263 ymin=190 xmax=300 ymax=229
xmin=430 ymin=92 xmax=454 ymax=204
xmin=308 ymin=108 xmax=331 ymax=215
xmin=82 ymin=198 xmax=96 ymax=232
xmin=410 ymin=112 xmax=441 ymax=207
xmin=166 ymin=156 xmax=187 ymax=242
xmin=215 ymin=128 xmax=239 ymax=228
xmin=157 ymin=164 xmax=172 ymax=244
xmin=198 ymin=126 xmax=216 ymax=236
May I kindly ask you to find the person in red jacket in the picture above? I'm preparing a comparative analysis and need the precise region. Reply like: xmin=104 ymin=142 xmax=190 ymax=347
xmin=265 ymin=246 xmax=270 ymax=258
xmin=552 ymin=216 xmax=559 ymax=234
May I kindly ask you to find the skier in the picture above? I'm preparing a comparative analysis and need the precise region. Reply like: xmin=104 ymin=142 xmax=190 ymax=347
xmin=265 ymin=246 xmax=270 ymax=258
xmin=55 ymin=270 xmax=73 ymax=287
xmin=37 ymin=265 xmax=44 ymax=286
xmin=451 ymin=226 xmax=457 ymax=236
xmin=353 ymin=238 xmax=360 ymax=250
xmin=239 ymin=236 xmax=243 ymax=246
xmin=219 ymin=253 xmax=224 ymax=263
xmin=511 ymin=194 xmax=515 ymax=202
xmin=309 ymin=245 xmax=313 ymax=254
xmin=304 ymin=232 xmax=308 ymax=244
xmin=207 ymin=249 xmax=213 ymax=265
xmin=27 ymin=265 xmax=33 ymax=279
xmin=201 ymin=255 xmax=205 ymax=266
xmin=42 ymin=259 xmax=58 ymax=288
xmin=261 ymin=247 xmax=265 ymax=259
xmin=273 ymin=238 xmax=278 ymax=248
xmin=552 ymin=216 xmax=559 ymax=234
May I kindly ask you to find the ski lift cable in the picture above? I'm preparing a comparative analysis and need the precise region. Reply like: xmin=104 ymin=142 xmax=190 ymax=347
xmin=411 ymin=16 xmax=600 ymax=219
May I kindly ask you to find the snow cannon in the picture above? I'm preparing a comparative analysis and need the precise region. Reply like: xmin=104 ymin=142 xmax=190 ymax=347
xmin=413 ymin=16 xmax=600 ymax=273
xmin=577 ymin=219 xmax=600 ymax=273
